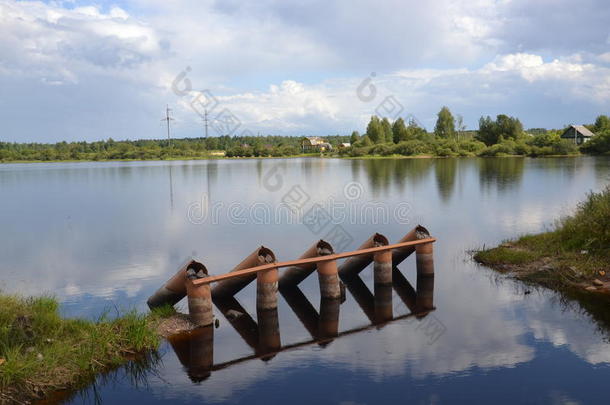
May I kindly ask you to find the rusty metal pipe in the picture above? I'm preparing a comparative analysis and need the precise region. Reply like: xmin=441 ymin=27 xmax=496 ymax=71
xmin=316 ymin=242 xmax=340 ymax=300
xmin=416 ymin=242 xmax=434 ymax=276
xmin=257 ymin=267 xmax=279 ymax=311
xmin=212 ymin=246 xmax=276 ymax=299
xmin=185 ymin=262 xmax=213 ymax=327
xmin=392 ymin=225 xmax=430 ymax=268
xmin=416 ymin=274 xmax=435 ymax=312
xmin=278 ymin=240 xmax=333 ymax=289
xmin=373 ymin=249 xmax=392 ymax=286
xmin=146 ymin=259 xmax=200 ymax=309
xmin=338 ymin=233 xmax=389 ymax=280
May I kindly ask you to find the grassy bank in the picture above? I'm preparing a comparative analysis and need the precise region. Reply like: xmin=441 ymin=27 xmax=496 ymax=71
xmin=474 ymin=186 xmax=610 ymax=293
xmin=0 ymin=294 xmax=171 ymax=403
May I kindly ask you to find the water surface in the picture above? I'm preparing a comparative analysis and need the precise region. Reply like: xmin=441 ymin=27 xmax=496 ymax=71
xmin=1 ymin=157 xmax=609 ymax=404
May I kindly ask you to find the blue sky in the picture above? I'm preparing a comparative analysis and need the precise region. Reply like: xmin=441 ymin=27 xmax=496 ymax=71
xmin=1 ymin=0 xmax=609 ymax=142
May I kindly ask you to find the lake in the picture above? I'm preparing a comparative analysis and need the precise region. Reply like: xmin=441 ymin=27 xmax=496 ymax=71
xmin=1 ymin=156 xmax=610 ymax=404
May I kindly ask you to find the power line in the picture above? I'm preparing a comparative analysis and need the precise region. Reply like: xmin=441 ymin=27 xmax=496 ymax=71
xmin=161 ymin=105 xmax=174 ymax=149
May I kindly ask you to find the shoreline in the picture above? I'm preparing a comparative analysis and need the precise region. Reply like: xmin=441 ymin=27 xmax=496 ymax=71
xmin=0 ymin=153 xmax=588 ymax=165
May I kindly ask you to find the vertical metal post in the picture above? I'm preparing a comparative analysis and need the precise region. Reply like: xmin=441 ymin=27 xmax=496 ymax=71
xmin=186 ymin=280 xmax=213 ymax=327
xmin=257 ymin=267 xmax=279 ymax=311
xmin=415 ymin=242 xmax=434 ymax=276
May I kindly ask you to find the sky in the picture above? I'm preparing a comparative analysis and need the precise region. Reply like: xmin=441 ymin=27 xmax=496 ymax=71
xmin=0 ymin=0 xmax=609 ymax=143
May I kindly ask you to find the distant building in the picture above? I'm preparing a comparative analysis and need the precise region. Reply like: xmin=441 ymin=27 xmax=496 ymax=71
xmin=338 ymin=142 xmax=351 ymax=149
xmin=302 ymin=137 xmax=332 ymax=152
xmin=561 ymin=125 xmax=595 ymax=145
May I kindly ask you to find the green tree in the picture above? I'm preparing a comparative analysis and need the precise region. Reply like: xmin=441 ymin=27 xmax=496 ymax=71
xmin=594 ymin=115 xmax=610 ymax=133
xmin=350 ymin=130 xmax=360 ymax=145
xmin=392 ymin=117 xmax=408 ymax=143
xmin=366 ymin=116 xmax=383 ymax=143
xmin=477 ymin=114 xmax=524 ymax=145
xmin=361 ymin=135 xmax=373 ymax=146
xmin=381 ymin=117 xmax=393 ymax=143
xmin=434 ymin=106 xmax=455 ymax=139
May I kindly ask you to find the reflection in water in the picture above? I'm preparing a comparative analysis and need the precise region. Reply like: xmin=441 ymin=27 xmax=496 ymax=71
xmin=361 ymin=159 xmax=434 ymax=193
xmin=434 ymin=159 xmax=458 ymax=203
xmin=478 ymin=157 xmax=525 ymax=193
xmin=168 ymin=326 xmax=214 ymax=382
xmin=166 ymin=266 xmax=435 ymax=382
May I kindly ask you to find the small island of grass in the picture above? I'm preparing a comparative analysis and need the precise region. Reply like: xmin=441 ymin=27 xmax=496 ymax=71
xmin=0 ymin=294 xmax=177 ymax=403
xmin=474 ymin=186 xmax=610 ymax=295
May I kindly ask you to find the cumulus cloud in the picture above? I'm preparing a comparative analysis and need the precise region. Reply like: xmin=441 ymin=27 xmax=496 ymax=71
xmin=0 ymin=0 xmax=609 ymax=141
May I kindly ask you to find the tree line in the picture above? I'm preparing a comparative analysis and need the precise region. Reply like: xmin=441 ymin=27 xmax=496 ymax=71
xmin=1 ymin=108 xmax=609 ymax=162
xmin=342 ymin=107 xmax=610 ymax=157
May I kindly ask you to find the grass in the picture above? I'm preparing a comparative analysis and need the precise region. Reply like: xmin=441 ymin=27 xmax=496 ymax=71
xmin=0 ymin=294 xmax=173 ymax=403
xmin=474 ymin=186 xmax=610 ymax=290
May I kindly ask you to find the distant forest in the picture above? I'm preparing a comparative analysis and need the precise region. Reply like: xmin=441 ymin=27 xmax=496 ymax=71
xmin=1 ymin=108 xmax=609 ymax=162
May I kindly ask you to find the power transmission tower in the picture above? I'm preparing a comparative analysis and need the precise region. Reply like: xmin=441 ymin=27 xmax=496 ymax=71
xmin=203 ymin=108 xmax=209 ymax=138
xmin=161 ymin=105 xmax=174 ymax=149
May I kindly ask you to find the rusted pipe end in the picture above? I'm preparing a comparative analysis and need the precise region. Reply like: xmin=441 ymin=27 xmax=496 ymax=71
xmin=373 ymin=233 xmax=389 ymax=247
xmin=316 ymin=240 xmax=334 ymax=256
xmin=415 ymin=225 xmax=430 ymax=239
xmin=258 ymin=246 xmax=276 ymax=264
xmin=186 ymin=261 xmax=208 ymax=280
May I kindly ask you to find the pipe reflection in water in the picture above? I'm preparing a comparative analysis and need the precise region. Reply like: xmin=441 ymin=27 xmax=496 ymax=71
xmin=167 ymin=325 xmax=214 ymax=382
xmin=280 ymin=286 xmax=320 ymax=339
xmin=214 ymin=297 xmax=259 ymax=350
xmin=280 ymin=286 xmax=341 ymax=344
xmin=416 ymin=273 xmax=435 ymax=313
xmin=392 ymin=267 xmax=417 ymax=313
xmin=256 ymin=308 xmax=281 ymax=361
xmin=166 ymin=263 xmax=436 ymax=383
xmin=374 ymin=283 xmax=393 ymax=323
xmin=318 ymin=298 xmax=340 ymax=342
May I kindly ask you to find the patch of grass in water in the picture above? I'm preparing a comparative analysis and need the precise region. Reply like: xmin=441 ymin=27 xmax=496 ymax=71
xmin=0 ymin=293 xmax=166 ymax=403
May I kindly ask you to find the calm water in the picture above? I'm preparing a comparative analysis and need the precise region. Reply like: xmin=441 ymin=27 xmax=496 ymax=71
xmin=1 ymin=157 xmax=610 ymax=404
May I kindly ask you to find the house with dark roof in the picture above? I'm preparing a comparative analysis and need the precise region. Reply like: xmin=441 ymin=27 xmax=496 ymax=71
xmin=560 ymin=125 xmax=595 ymax=145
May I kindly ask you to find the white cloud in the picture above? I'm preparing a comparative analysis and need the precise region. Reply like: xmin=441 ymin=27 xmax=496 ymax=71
xmin=0 ymin=0 xmax=609 ymax=141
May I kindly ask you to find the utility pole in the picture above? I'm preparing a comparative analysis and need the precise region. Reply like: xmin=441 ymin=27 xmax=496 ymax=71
xmin=203 ymin=108 xmax=209 ymax=138
xmin=161 ymin=105 xmax=174 ymax=149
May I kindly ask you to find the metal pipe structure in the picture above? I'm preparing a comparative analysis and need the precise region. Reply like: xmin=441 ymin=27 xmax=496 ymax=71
xmin=211 ymin=246 xmax=276 ymax=299
xmin=338 ymin=233 xmax=389 ymax=280
xmin=415 ymin=241 xmax=435 ymax=277
xmin=195 ymin=238 xmax=436 ymax=286
xmin=392 ymin=225 xmax=430 ymax=268
xmin=185 ymin=262 xmax=213 ymax=327
xmin=257 ymin=266 xmax=279 ymax=311
xmin=146 ymin=259 xmax=200 ymax=309
xmin=317 ymin=243 xmax=340 ymax=300
xmin=416 ymin=273 xmax=435 ymax=312
xmin=373 ymin=249 xmax=392 ymax=286
xmin=278 ymin=240 xmax=332 ymax=289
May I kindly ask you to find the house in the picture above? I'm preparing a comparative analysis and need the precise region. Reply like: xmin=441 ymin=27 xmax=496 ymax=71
xmin=302 ymin=137 xmax=332 ymax=152
xmin=338 ymin=142 xmax=351 ymax=149
xmin=560 ymin=125 xmax=595 ymax=145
